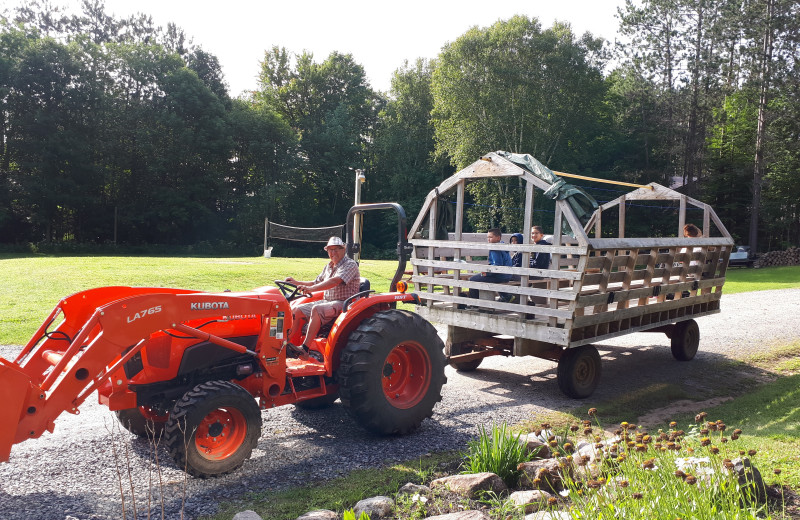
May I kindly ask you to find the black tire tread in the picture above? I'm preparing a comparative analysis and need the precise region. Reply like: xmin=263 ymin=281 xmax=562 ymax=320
xmin=338 ymin=309 xmax=446 ymax=435
xmin=671 ymin=319 xmax=699 ymax=361
xmin=557 ymin=345 xmax=601 ymax=399
xmin=164 ymin=380 xmax=261 ymax=477
xmin=116 ymin=408 xmax=167 ymax=438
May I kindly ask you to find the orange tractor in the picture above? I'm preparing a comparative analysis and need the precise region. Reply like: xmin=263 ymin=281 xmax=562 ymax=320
xmin=0 ymin=203 xmax=446 ymax=477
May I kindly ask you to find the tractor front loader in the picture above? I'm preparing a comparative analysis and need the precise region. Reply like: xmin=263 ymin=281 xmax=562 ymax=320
xmin=0 ymin=203 xmax=446 ymax=477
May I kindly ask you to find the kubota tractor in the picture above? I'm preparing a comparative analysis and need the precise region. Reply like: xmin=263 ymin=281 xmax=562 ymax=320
xmin=0 ymin=203 xmax=446 ymax=477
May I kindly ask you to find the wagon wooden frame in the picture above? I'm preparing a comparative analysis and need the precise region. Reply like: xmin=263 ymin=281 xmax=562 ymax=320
xmin=406 ymin=151 xmax=734 ymax=397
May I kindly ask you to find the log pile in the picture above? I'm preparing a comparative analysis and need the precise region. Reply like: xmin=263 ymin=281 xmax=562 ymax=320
xmin=753 ymin=247 xmax=800 ymax=268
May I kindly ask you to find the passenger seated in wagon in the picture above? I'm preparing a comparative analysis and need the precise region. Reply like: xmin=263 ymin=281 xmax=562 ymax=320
xmin=466 ymin=228 xmax=512 ymax=302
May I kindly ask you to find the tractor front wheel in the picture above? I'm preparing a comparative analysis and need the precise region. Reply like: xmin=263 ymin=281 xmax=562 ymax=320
xmin=164 ymin=380 xmax=262 ymax=477
xmin=339 ymin=309 xmax=446 ymax=435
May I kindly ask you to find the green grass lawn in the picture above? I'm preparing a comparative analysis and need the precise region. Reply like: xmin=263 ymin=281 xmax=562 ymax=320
xmin=722 ymin=265 xmax=800 ymax=294
xmin=0 ymin=254 xmax=404 ymax=345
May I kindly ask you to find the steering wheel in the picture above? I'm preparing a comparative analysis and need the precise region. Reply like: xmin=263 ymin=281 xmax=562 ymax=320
xmin=274 ymin=280 xmax=310 ymax=302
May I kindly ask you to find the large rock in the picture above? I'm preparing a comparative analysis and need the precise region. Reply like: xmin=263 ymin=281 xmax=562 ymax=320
xmin=424 ymin=511 xmax=492 ymax=519
xmin=525 ymin=512 xmax=571 ymax=520
xmin=233 ymin=511 xmax=262 ymax=520
xmin=508 ymin=489 xmax=553 ymax=514
xmin=573 ymin=442 xmax=602 ymax=479
xmin=520 ymin=433 xmax=551 ymax=459
xmin=430 ymin=472 xmax=507 ymax=499
xmin=398 ymin=482 xmax=431 ymax=495
xmin=296 ymin=510 xmax=337 ymax=520
xmin=518 ymin=459 xmax=570 ymax=491
xmin=353 ymin=495 xmax=394 ymax=519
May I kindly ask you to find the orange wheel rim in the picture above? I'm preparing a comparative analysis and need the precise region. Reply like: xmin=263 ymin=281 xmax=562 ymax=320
xmin=382 ymin=342 xmax=431 ymax=409
xmin=194 ymin=408 xmax=247 ymax=460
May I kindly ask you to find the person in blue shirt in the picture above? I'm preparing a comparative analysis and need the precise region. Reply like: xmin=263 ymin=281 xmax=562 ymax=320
xmin=468 ymin=228 xmax=512 ymax=299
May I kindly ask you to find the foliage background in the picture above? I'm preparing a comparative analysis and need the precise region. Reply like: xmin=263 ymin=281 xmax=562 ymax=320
xmin=1 ymin=0 xmax=798 ymax=256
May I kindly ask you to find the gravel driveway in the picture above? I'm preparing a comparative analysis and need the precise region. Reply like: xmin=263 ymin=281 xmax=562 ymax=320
xmin=1 ymin=288 xmax=798 ymax=520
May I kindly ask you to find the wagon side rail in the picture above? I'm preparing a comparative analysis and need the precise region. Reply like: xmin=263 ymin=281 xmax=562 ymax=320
xmin=568 ymin=237 xmax=733 ymax=345
xmin=409 ymin=238 xmax=585 ymax=318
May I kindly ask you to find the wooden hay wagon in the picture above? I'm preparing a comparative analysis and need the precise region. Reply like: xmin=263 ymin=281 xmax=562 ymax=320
xmin=407 ymin=151 xmax=734 ymax=398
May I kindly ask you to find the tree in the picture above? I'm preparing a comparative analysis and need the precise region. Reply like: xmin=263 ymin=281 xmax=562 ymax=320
xmin=367 ymin=59 xmax=453 ymax=252
xmin=224 ymin=99 xmax=297 ymax=251
xmin=372 ymin=59 xmax=450 ymax=214
xmin=431 ymin=16 xmax=607 ymax=232
xmin=432 ymin=16 xmax=606 ymax=169
xmin=257 ymin=48 xmax=380 ymax=224
xmin=617 ymin=0 xmax=685 ymax=186
xmin=743 ymin=0 xmax=799 ymax=253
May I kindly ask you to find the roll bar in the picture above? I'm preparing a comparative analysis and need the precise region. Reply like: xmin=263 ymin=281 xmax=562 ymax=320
xmin=345 ymin=203 xmax=412 ymax=292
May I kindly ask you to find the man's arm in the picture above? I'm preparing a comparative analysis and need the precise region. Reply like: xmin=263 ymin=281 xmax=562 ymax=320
xmin=299 ymin=276 xmax=344 ymax=294
xmin=283 ymin=276 xmax=312 ymax=287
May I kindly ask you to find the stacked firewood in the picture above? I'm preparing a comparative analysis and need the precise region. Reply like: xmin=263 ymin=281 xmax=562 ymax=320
xmin=753 ymin=247 xmax=800 ymax=268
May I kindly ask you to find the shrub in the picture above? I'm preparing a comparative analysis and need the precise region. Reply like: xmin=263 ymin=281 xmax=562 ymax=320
xmin=463 ymin=422 xmax=533 ymax=487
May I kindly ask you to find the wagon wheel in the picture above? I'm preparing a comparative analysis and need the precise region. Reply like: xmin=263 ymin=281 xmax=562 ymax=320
xmin=164 ymin=380 xmax=262 ymax=477
xmin=557 ymin=345 xmax=601 ymax=399
xmin=447 ymin=342 xmax=483 ymax=372
xmin=670 ymin=319 xmax=699 ymax=361
xmin=116 ymin=406 xmax=169 ymax=438
xmin=338 ymin=309 xmax=446 ymax=435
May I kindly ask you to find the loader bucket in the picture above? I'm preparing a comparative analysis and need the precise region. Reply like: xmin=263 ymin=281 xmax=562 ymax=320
xmin=0 ymin=358 xmax=33 ymax=462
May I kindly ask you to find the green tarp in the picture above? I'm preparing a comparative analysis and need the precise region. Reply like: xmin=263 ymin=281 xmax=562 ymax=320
xmin=496 ymin=150 xmax=599 ymax=226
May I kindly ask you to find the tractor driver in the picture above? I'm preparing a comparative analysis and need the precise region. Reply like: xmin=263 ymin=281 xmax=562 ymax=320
xmin=283 ymin=236 xmax=360 ymax=361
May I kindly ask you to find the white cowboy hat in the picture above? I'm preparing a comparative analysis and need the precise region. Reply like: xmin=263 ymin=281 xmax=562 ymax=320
xmin=323 ymin=236 xmax=345 ymax=250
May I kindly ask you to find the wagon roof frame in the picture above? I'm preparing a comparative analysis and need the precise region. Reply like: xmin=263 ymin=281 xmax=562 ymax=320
xmin=408 ymin=151 xmax=733 ymax=245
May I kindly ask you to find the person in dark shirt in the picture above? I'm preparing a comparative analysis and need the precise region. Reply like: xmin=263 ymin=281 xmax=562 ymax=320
xmin=530 ymin=226 xmax=551 ymax=274
xmin=510 ymin=233 xmax=524 ymax=267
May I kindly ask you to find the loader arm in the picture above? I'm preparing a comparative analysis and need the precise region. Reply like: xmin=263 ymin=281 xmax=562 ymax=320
xmin=0 ymin=288 xmax=289 ymax=462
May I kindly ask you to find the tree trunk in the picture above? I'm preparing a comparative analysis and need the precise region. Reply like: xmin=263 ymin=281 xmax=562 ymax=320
xmin=749 ymin=0 xmax=775 ymax=253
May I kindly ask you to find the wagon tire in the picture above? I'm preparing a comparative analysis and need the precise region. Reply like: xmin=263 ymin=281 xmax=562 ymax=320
xmin=447 ymin=342 xmax=483 ymax=372
xmin=557 ymin=345 xmax=601 ymax=399
xmin=339 ymin=309 xmax=446 ymax=435
xmin=116 ymin=406 xmax=168 ymax=438
xmin=164 ymin=380 xmax=261 ymax=477
xmin=671 ymin=319 xmax=699 ymax=361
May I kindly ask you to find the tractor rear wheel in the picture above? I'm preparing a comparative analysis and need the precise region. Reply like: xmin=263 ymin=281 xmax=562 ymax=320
xmin=671 ymin=319 xmax=699 ymax=361
xmin=164 ymin=380 xmax=261 ymax=477
xmin=339 ymin=309 xmax=446 ymax=435
xmin=557 ymin=345 xmax=601 ymax=399
xmin=116 ymin=406 xmax=169 ymax=438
